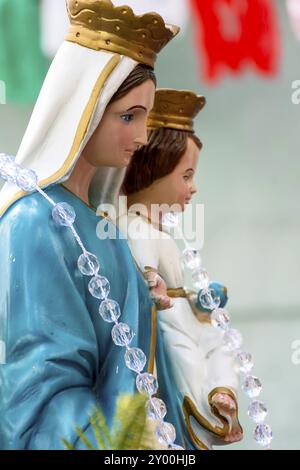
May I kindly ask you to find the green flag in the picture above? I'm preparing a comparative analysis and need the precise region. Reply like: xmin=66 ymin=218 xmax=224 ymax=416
xmin=0 ymin=0 xmax=49 ymax=104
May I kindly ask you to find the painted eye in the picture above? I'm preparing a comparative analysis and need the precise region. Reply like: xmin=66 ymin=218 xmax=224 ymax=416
xmin=183 ymin=175 xmax=189 ymax=181
xmin=120 ymin=113 xmax=134 ymax=123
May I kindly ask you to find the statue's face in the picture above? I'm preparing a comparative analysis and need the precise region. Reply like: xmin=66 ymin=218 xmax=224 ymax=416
xmin=151 ymin=137 xmax=199 ymax=212
xmin=83 ymin=79 xmax=155 ymax=167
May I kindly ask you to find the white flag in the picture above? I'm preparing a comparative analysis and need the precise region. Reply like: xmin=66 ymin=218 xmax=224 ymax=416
xmin=287 ymin=0 xmax=300 ymax=41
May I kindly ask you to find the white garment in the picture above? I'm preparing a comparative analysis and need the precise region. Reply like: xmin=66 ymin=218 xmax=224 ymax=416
xmin=118 ymin=209 xmax=239 ymax=449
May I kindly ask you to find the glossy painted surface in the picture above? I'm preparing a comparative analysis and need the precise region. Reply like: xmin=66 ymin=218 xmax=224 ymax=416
xmin=0 ymin=185 xmax=155 ymax=449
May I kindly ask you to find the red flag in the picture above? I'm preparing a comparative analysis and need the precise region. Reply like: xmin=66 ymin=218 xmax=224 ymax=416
xmin=190 ymin=0 xmax=280 ymax=82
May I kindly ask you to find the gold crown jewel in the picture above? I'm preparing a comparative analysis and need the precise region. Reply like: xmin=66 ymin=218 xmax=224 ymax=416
xmin=147 ymin=89 xmax=206 ymax=133
xmin=65 ymin=0 xmax=179 ymax=68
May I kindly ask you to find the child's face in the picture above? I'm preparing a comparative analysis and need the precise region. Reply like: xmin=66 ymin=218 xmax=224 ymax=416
xmin=152 ymin=137 xmax=199 ymax=212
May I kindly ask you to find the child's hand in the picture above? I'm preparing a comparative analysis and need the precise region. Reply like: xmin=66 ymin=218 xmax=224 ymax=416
xmin=211 ymin=392 xmax=243 ymax=443
xmin=144 ymin=271 xmax=174 ymax=310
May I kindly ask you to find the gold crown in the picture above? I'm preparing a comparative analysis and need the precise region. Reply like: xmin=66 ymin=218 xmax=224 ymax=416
xmin=65 ymin=0 xmax=179 ymax=68
xmin=147 ymin=89 xmax=206 ymax=133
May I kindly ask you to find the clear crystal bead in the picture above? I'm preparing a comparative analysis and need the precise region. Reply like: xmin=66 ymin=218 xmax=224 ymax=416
xmin=136 ymin=372 xmax=158 ymax=396
xmin=52 ymin=202 xmax=76 ymax=227
xmin=223 ymin=328 xmax=243 ymax=351
xmin=88 ymin=275 xmax=110 ymax=299
xmin=242 ymin=375 xmax=262 ymax=398
xmin=199 ymin=288 xmax=221 ymax=310
xmin=0 ymin=153 xmax=9 ymax=166
xmin=146 ymin=398 xmax=167 ymax=420
xmin=253 ymin=423 xmax=273 ymax=447
xmin=162 ymin=212 xmax=180 ymax=228
xmin=111 ymin=322 xmax=134 ymax=347
xmin=211 ymin=308 xmax=230 ymax=330
xmin=99 ymin=299 xmax=121 ymax=323
xmin=235 ymin=351 xmax=254 ymax=373
xmin=125 ymin=348 xmax=146 ymax=373
xmin=191 ymin=267 xmax=209 ymax=290
xmin=15 ymin=168 xmax=38 ymax=192
xmin=248 ymin=400 xmax=268 ymax=423
xmin=155 ymin=422 xmax=176 ymax=446
xmin=168 ymin=444 xmax=184 ymax=450
xmin=182 ymin=247 xmax=202 ymax=270
xmin=0 ymin=157 xmax=19 ymax=183
xmin=78 ymin=252 xmax=99 ymax=276
xmin=0 ymin=154 xmax=14 ymax=172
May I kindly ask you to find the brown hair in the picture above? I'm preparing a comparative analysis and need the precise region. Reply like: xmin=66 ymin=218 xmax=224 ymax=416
xmin=123 ymin=128 xmax=202 ymax=195
xmin=110 ymin=64 xmax=156 ymax=104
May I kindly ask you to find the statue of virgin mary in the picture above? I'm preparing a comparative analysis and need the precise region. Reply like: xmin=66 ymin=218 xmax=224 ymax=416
xmin=0 ymin=0 xmax=178 ymax=450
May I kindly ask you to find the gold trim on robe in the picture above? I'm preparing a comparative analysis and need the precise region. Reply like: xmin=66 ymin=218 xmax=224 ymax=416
xmin=183 ymin=395 xmax=229 ymax=440
xmin=167 ymin=287 xmax=211 ymax=324
xmin=148 ymin=305 xmax=157 ymax=375
xmin=208 ymin=387 xmax=243 ymax=437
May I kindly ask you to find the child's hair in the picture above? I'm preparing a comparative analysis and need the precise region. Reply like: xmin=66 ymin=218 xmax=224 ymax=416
xmin=122 ymin=128 xmax=202 ymax=195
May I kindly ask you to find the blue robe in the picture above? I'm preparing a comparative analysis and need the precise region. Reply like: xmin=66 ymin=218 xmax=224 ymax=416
xmin=0 ymin=184 xmax=158 ymax=450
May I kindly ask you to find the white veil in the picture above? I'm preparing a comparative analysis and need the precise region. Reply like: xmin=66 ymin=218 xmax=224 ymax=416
xmin=0 ymin=42 xmax=137 ymax=217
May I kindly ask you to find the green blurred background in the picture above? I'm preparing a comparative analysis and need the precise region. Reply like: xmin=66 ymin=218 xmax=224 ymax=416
xmin=0 ymin=0 xmax=299 ymax=450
